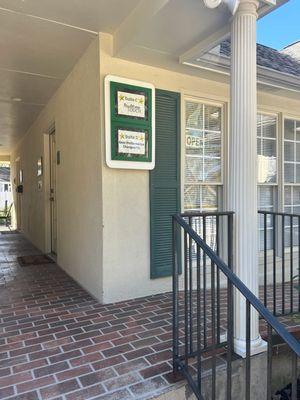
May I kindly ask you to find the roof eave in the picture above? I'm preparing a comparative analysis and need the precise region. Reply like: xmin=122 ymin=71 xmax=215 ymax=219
xmin=184 ymin=57 xmax=300 ymax=94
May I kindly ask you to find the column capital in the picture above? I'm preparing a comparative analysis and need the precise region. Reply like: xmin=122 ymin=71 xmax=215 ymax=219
xmin=236 ymin=0 xmax=259 ymax=17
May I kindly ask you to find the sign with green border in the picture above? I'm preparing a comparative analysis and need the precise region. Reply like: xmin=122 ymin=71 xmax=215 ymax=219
xmin=105 ymin=75 xmax=155 ymax=170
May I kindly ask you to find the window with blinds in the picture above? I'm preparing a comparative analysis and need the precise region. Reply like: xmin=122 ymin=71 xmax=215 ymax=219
xmin=284 ymin=119 xmax=300 ymax=246
xmin=184 ymin=100 xmax=222 ymax=213
xmin=257 ymin=113 xmax=277 ymax=250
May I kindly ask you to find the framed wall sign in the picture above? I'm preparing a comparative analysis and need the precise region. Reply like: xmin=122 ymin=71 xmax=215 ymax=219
xmin=105 ymin=75 xmax=155 ymax=170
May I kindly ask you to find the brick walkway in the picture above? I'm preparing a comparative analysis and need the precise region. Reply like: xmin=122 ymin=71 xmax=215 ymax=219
xmin=0 ymin=233 xmax=178 ymax=400
xmin=0 ymin=233 xmax=299 ymax=400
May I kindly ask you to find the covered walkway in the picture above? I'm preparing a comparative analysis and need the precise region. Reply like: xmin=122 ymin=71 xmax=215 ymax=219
xmin=0 ymin=233 xmax=179 ymax=400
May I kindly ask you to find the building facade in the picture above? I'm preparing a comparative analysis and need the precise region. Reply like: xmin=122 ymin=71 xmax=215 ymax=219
xmin=10 ymin=31 xmax=300 ymax=306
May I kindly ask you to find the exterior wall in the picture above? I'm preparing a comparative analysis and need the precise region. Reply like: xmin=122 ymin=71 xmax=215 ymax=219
xmin=8 ymin=32 xmax=300 ymax=305
xmin=10 ymin=38 xmax=103 ymax=300
xmin=99 ymin=33 xmax=300 ymax=303
xmin=11 ymin=127 xmax=46 ymax=249
xmin=99 ymin=33 xmax=231 ymax=303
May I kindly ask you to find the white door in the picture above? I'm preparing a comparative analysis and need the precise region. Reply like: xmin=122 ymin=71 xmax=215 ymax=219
xmin=49 ymin=131 xmax=57 ymax=254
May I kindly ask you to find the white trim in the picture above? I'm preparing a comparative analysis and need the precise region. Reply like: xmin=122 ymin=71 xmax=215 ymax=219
xmin=181 ymin=95 xmax=226 ymax=213
xmin=43 ymin=132 xmax=51 ymax=254
xmin=104 ymin=75 xmax=155 ymax=170
xmin=257 ymin=111 xmax=279 ymax=186
xmin=183 ymin=60 xmax=300 ymax=94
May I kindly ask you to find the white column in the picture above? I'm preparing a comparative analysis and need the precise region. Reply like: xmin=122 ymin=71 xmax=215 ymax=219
xmin=229 ymin=0 xmax=266 ymax=357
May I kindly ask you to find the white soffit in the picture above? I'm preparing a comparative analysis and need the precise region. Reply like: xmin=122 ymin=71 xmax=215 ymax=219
xmin=0 ymin=0 xmax=140 ymax=33
xmin=0 ymin=0 xmax=140 ymax=154
xmin=114 ymin=0 xmax=285 ymax=65
xmin=114 ymin=0 xmax=232 ymax=59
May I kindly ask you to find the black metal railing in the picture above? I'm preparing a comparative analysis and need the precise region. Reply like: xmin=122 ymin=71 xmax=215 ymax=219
xmin=173 ymin=212 xmax=300 ymax=400
xmin=179 ymin=211 xmax=233 ymax=349
xmin=258 ymin=210 xmax=300 ymax=317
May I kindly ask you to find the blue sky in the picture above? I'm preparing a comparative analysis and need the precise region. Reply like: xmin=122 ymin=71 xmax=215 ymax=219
xmin=257 ymin=0 xmax=300 ymax=50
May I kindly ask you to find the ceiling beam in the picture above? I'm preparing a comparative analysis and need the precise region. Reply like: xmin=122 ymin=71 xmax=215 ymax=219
xmin=179 ymin=26 xmax=230 ymax=64
xmin=113 ymin=0 xmax=170 ymax=56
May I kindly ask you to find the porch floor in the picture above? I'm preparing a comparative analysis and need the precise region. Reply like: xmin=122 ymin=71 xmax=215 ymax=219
xmin=0 ymin=233 xmax=299 ymax=400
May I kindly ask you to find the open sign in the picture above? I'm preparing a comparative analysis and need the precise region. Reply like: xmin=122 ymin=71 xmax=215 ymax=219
xmin=186 ymin=134 xmax=201 ymax=149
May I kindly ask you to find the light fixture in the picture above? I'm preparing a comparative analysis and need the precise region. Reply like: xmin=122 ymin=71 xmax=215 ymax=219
xmin=11 ymin=97 xmax=22 ymax=102
xmin=203 ymin=0 xmax=240 ymax=15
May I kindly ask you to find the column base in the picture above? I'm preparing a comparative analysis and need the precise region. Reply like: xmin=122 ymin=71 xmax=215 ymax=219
xmin=234 ymin=336 xmax=267 ymax=358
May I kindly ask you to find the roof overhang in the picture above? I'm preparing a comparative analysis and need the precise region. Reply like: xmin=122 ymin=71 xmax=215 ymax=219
xmin=184 ymin=51 xmax=300 ymax=96
xmin=179 ymin=0 xmax=287 ymax=64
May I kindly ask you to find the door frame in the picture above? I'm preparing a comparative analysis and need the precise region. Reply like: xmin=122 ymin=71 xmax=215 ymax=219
xmin=44 ymin=123 xmax=58 ymax=256
xmin=15 ymin=157 xmax=22 ymax=231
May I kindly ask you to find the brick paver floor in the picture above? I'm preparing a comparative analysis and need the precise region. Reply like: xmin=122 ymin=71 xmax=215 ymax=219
xmin=0 ymin=233 xmax=180 ymax=400
xmin=0 ymin=233 xmax=299 ymax=400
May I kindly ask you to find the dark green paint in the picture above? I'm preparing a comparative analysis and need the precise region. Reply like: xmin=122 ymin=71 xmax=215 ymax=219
xmin=109 ymin=81 xmax=152 ymax=163
xmin=150 ymin=89 xmax=181 ymax=279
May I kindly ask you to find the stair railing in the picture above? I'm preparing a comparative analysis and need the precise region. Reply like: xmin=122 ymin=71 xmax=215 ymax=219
xmin=258 ymin=210 xmax=300 ymax=317
xmin=173 ymin=212 xmax=300 ymax=400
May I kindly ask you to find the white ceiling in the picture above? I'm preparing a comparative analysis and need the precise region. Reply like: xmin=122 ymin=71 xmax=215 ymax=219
xmin=0 ymin=0 xmax=140 ymax=33
xmin=0 ymin=0 xmax=283 ymax=154
xmin=0 ymin=0 xmax=141 ymax=154
xmin=131 ymin=0 xmax=230 ymax=55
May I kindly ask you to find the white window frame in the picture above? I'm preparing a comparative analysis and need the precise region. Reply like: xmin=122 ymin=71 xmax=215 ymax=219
xmin=257 ymin=111 xmax=279 ymax=254
xmin=282 ymin=115 xmax=300 ymax=252
xmin=283 ymin=116 xmax=300 ymax=187
xmin=181 ymin=95 xmax=226 ymax=213
xmin=257 ymin=112 xmax=300 ymax=257
xmin=257 ymin=111 xmax=279 ymax=186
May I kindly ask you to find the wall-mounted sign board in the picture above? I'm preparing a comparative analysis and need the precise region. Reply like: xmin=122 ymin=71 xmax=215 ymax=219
xmin=105 ymin=75 xmax=155 ymax=170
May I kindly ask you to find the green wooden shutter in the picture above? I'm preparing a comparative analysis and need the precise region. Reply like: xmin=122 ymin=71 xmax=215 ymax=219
xmin=150 ymin=89 xmax=181 ymax=279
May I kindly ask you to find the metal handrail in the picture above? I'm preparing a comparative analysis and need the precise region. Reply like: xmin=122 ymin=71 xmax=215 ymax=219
xmin=173 ymin=212 xmax=300 ymax=400
xmin=258 ymin=209 xmax=300 ymax=316
xmin=174 ymin=213 xmax=300 ymax=356
xmin=258 ymin=210 xmax=300 ymax=218
xmin=180 ymin=211 xmax=235 ymax=217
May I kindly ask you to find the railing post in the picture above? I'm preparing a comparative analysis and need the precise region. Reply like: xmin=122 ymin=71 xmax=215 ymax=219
xmin=228 ymin=214 xmax=233 ymax=270
xmin=172 ymin=217 xmax=179 ymax=374
xmin=264 ymin=212 xmax=267 ymax=307
xmin=282 ymin=215 xmax=285 ymax=315
xmin=273 ymin=214 xmax=277 ymax=316
xmin=290 ymin=216 xmax=294 ymax=314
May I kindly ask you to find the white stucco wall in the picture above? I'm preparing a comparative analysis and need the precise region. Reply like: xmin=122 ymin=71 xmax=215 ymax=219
xmin=11 ymin=38 xmax=103 ymax=300
xmin=99 ymin=33 xmax=231 ymax=303
xmin=8 ymin=32 xmax=300 ymax=305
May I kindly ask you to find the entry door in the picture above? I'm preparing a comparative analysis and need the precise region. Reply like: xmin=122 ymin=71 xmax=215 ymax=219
xmin=49 ymin=131 xmax=57 ymax=254
xmin=16 ymin=160 xmax=22 ymax=231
